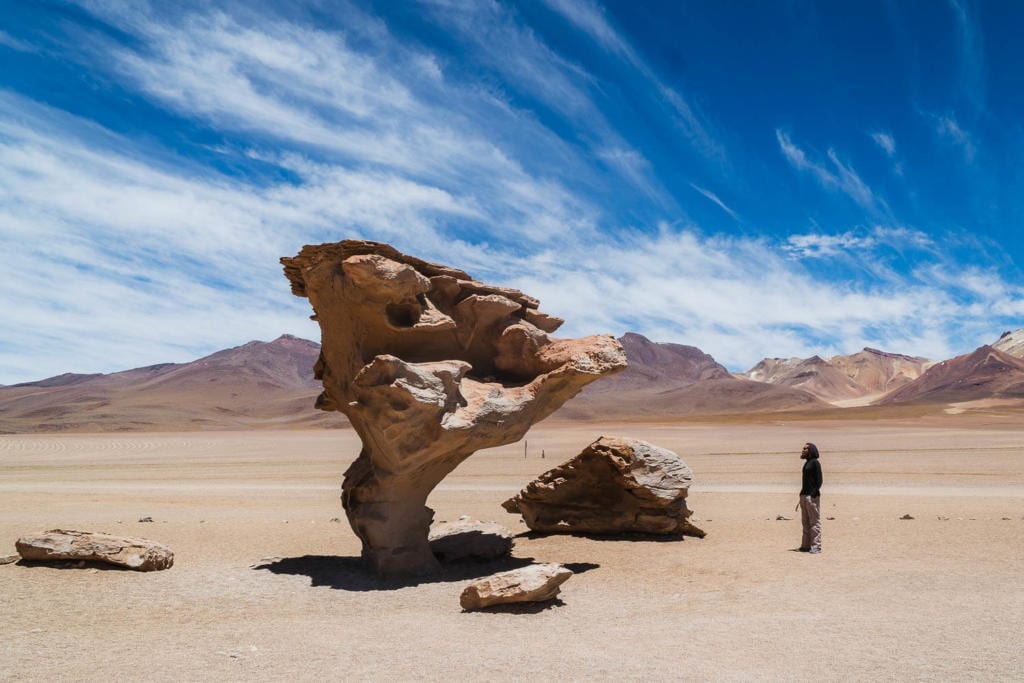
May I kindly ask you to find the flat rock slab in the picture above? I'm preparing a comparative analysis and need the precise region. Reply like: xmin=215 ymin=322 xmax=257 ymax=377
xmin=460 ymin=562 xmax=572 ymax=610
xmin=429 ymin=519 xmax=514 ymax=562
xmin=16 ymin=529 xmax=174 ymax=571
xmin=504 ymin=436 xmax=705 ymax=537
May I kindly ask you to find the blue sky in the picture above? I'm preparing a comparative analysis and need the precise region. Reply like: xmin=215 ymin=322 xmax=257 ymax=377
xmin=2 ymin=0 xmax=1023 ymax=384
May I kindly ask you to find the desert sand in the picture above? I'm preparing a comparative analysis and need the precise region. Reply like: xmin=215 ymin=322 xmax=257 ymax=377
xmin=2 ymin=417 xmax=1023 ymax=681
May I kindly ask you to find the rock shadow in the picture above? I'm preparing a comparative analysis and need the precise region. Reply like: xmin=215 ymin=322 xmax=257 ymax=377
xmin=514 ymin=530 xmax=690 ymax=543
xmin=14 ymin=559 xmax=137 ymax=571
xmin=463 ymin=598 xmax=566 ymax=615
xmin=252 ymin=554 xmax=536 ymax=591
xmin=562 ymin=562 xmax=600 ymax=574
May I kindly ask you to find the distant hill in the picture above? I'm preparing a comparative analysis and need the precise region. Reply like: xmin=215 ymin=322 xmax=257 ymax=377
xmin=558 ymin=333 xmax=828 ymax=418
xmin=741 ymin=347 xmax=931 ymax=403
xmin=5 ymin=328 xmax=1024 ymax=432
xmin=877 ymin=345 xmax=1024 ymax=405
xmin=829 ymin=348 xmax=933 ymax=395
xmin=0 ymin=335 xmax=340 ymax=433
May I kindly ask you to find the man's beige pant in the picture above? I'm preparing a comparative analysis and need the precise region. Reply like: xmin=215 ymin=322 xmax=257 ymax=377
xmin=800 ymin=495 xmax=821 ymax=552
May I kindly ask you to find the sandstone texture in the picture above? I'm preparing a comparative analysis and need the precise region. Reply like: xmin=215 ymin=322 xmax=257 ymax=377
xmin=428 ymin=518 xmax=514 ymax=563
xmin=503 ymin=436 xmax=705 ymax=537
xmin=460 ymin=562 xmax=572 ymax=610
xmin=16 ymin=529 xmax=174 ymax=571
xmin=281 ymin=240 xmax=626 ymax=577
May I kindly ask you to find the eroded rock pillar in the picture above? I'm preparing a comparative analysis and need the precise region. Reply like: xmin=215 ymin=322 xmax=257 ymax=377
xmin=282 ymin=240 xmax=626 ymax=577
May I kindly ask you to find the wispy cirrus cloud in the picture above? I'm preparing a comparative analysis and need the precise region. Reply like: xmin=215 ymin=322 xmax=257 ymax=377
xmin=934 ymin=113 xmax=977 ymax=163
xmin=541 ymin=0 xmax=727 ymax=166
xmin=776 ymin=130 xmax=889 ymax=216
xmin=1 ymin=30 xmax=35 ymax=52
xmin=3 ymin=94 xmax=1020 ymax=380
xmin=948 ymin=0 xmax=986 ymax=113
xmin=870 ymin=131 xmax=896 ymax=157
xmin=417 ymin=0 xmax=671 ymax=203
xmin=689 ymin=183 xmax=739 ymax=221
xmin=2 ymin=1 xmax=1022 ymax=385
xmin=69 ymin=2 xmax=610 ymax=249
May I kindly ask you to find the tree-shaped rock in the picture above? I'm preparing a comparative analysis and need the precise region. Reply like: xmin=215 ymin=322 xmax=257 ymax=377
xmin=281 ymin=240 xmax=626 ymax=577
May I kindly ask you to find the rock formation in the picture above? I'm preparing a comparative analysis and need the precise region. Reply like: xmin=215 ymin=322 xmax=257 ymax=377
xmin=503 ymin=436 xmax=705 ymax=537
xmin=428 ymin=518 xmax=514 ymax=563
xmin=281 ymin=240 xmax=626 ymax=578
xmin=16 ymin=529 xmax=174 ymax=571
xmin=460 ymin=563 xmax=573 ymax=610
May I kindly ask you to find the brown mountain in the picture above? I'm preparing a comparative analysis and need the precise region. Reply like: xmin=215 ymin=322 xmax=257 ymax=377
xmin=742 ymin=347 xmax=931 ymax=403
xmin=0 ymin=335 xmax=340 ymax=433
xmin=743 ymin=355 xmax=865 ymax=401
xmin=877 ymin=345 xmax=1024 ymax=405
xmin=558 ymin=333 xmax=828 ymax=418
xmin=828 ymin=348 xmax=931 ymax=395
xmin=593 ymin=332 xmax=733 ymax=390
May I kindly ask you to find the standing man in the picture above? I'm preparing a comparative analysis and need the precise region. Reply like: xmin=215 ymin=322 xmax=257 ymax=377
xmin=798 ymin=442 xmax=823 ymax=554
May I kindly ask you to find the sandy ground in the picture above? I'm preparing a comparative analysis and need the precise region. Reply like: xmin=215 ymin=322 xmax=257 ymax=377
xmin=2 ymin=419 xmax=1024 ymax=681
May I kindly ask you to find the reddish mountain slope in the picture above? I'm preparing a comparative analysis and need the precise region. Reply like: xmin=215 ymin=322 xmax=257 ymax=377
xmin=0 ymin=336 xmax=339 ymax=433
xmin=589 ymin=332 xmax=733 ymax=391
xmin=877 ymin=345 xmax=1024 ymax=405
xmin=560 ymin=334 xmax=828 ymax=418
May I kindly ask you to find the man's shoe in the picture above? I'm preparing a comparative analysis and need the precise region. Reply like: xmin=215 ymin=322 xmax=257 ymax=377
xmin=809 ymin=548 xmax=821 ymax=554
xmin=798 ymin=547 xmax=810 ymax=552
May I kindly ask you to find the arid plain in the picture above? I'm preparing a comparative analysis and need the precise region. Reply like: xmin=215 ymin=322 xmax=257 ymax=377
xmin=3 ymin=414 xmax=1023 ymax=681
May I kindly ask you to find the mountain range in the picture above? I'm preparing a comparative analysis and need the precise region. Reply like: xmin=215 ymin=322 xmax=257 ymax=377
xmin=0 ymin=335 xmax=340 ymax=433
xmin=2 ymin=330 xmax=1023 ymax=433
xmin=739 ymin=348 xmax=932 ymax=404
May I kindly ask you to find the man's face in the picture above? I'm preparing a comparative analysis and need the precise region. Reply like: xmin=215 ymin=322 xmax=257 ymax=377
xmin=801 ymin=444 xmax=810 ymax=458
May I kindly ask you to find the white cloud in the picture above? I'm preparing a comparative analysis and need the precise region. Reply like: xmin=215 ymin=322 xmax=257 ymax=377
xmin=776 ymin=130 xmax=889 ymax=216
xmin=2 ymin=3 xmax=1022 ymax=385
xmin=870 ymin=131 xmax=895 ymax=157
xmin=949 ymin=0 xmax=986 ymax=113
xmin=4 ymin=97 xmax=1022 ymax=381
xmin=417 ymin=0 xmax=666 ymax=199
xmin=689 ymin=183 xmax=738 ymax=221
xmin=506 ymin=226 xmax=1021 ymax=370
xmin=935 ymin=114 xmax=976 ymax=163
xmin=785 ymin=232 xmax=877 ymax=258
xmin=542 ymin=0 xmax=727 ymax=166
xmin=0 ymin=96 xmax=497 ymax=382
xmin=0 ymin=30 xmax=36 ymax=53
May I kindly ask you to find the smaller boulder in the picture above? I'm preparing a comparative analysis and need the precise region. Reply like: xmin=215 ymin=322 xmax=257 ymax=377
xmin=503 ymin=436 xmax=705 ymax=537
xmin=460 ymin=563 xmax=572 ymax=610
xmin=429 ymin=519 xmax=514 ymax=562
xmin=16 ymin=529 xmax=173 ymax=571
